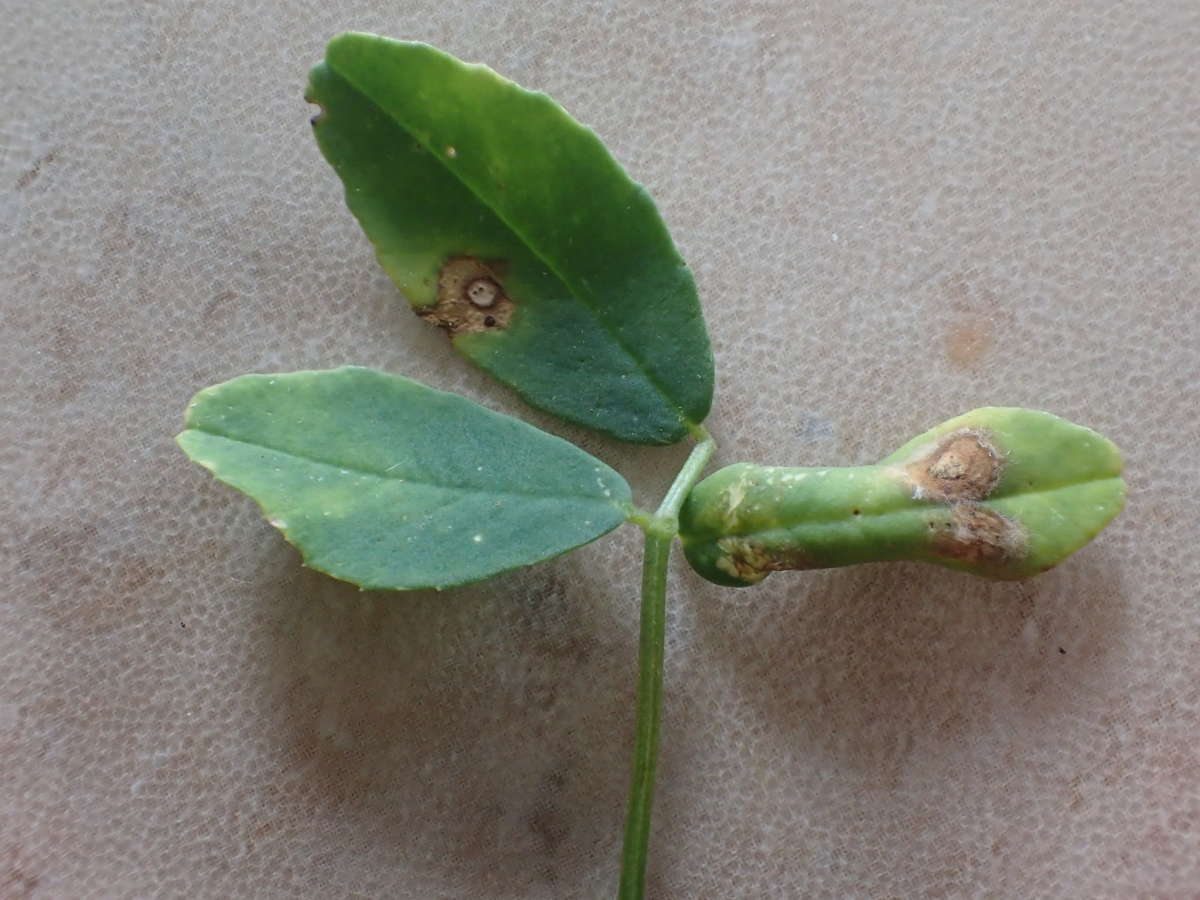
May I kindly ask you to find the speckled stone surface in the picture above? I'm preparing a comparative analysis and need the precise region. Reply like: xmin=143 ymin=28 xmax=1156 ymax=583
xmin=4 ymin=2 xmax=1198 ymax=897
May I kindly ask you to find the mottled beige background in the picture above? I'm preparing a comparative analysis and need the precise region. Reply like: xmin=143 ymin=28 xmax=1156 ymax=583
xmin=3 ymin=1 xmax=1198 ymax=897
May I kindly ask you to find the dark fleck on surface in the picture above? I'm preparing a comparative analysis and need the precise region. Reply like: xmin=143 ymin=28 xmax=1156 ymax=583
xmin=15 ymin=149 xmax=59 ymax=190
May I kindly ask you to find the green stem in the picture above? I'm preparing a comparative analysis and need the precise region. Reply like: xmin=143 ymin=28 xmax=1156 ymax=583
xmin=618 ymin=527 xmax=670 ymax=899
xmin=659 ymin=428 xmax=716 ymax=522
xmin=618 ymin=428 xmax=715 ymax=899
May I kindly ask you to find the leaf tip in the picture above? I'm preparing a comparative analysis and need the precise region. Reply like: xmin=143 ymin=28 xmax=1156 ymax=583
xmin=175 ymin=428 xmax=204 ymax=459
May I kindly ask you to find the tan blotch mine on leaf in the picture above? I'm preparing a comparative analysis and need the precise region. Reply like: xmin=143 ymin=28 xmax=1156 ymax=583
xmin=419 ymin=256 xmax=515 ymax=336
xmin=930 ymin=503 xmax=1025 ymax=571
xmin=714 ymin=537 xmax=816 ymax=585
xmin=899 ymin=428 xmax=1027 ymax=571
xmin=902 ymin=429 xmax=1004 ymax=502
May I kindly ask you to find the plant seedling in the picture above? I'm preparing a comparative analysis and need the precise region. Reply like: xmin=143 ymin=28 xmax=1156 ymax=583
xmin=177 ymin=33 xmax=1126 ymax=899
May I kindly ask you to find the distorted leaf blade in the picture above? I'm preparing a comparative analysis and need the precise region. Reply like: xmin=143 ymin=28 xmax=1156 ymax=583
xmin=681 ymin=408 xmax=1125 ymax=585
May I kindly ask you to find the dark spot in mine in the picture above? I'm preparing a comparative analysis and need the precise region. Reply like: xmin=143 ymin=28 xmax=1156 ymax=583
xmin=484 ymin=315 xmax=497 ymax=327
xmin=1059 ymin=647 xmax=1066 ymax=654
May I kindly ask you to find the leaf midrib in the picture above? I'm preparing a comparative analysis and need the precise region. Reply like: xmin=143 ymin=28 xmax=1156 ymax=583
xmin=709 ymin=476 xmax=1124 ymax=541
xmin=325 ymin=59 xmax=694 ymax=432
xmin=184 ymin=427 xmax=626 ymax=507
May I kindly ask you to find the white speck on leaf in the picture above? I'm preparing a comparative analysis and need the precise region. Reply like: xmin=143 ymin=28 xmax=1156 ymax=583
xmin=466 ymin=278 xmax=498 ymax=308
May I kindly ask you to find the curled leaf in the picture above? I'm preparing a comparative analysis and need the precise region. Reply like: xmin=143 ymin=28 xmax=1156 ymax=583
xmin=680 ymin=408 xmax=1125 ymax=586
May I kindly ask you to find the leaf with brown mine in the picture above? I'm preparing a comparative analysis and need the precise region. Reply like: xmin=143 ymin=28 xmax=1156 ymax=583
xmin=681 ymin=408 xmax=1125 ymax=586
xmin=306 ymin=34 xmax=713 ymax=444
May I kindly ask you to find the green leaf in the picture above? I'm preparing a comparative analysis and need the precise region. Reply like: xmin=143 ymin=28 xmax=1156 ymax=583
xmin=176 ymin=367 xmax=633 ymax=590
xmin=306 ymin=33 xmax=713 ymax=445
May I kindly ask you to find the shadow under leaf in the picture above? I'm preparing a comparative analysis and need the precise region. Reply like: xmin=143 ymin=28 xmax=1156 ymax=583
xmin=261 ymin=556 xmax=636 ymax=897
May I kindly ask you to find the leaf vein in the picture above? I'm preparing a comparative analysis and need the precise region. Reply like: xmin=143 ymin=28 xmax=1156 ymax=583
xmin=186 ymin=428 xmax=623 ymax=506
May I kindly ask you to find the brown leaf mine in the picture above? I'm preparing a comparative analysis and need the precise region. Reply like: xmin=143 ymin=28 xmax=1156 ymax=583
xmin=903 ymin=429 xmax=1003 ymax=502
xmin=714 ymin=537 xmax=817 ymax=584
xmin=930 ymin=503 xmax=1025 ymax=572
xmin=419 ymin=256 xmax=515 ymax=336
